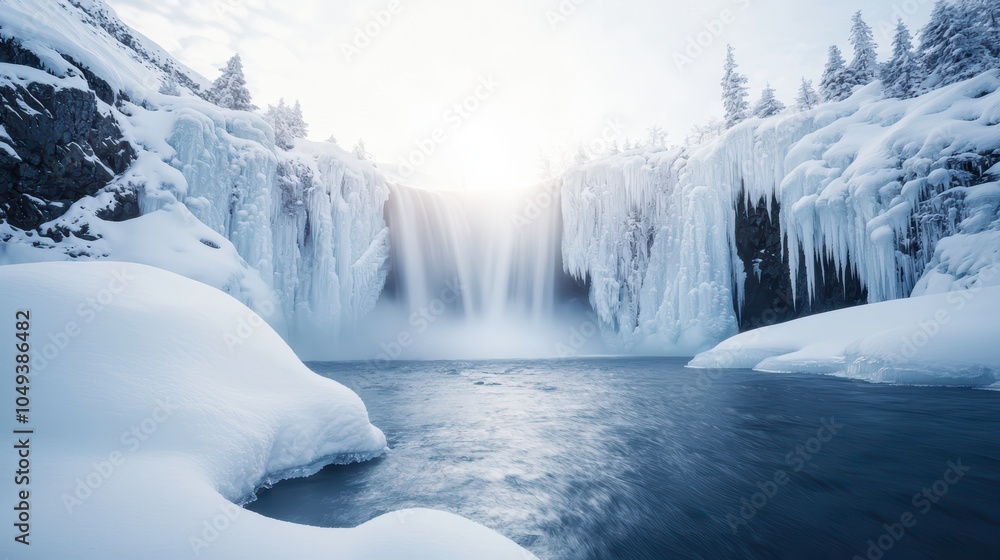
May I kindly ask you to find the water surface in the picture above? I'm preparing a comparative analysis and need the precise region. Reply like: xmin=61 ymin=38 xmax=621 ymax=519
xmin=247 ymin=358 xmax=1000 ymax=559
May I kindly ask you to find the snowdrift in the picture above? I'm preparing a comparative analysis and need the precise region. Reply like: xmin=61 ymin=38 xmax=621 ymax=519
xmin=689 ymin=283 xmax=1000 ymax=388
xmin=0 ymin=262 xmax=534 ymax=559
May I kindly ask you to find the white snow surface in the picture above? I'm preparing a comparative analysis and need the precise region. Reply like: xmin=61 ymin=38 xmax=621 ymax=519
xmin=689 ymin=283 xmax=1000 ymax=389
xmin=0 ymin=0 xmax=390 ymax=358
xmin=562 ymin=73 xmax=1000 ymax=353
xmin=0 ymin=262 xmax=535 ymax=559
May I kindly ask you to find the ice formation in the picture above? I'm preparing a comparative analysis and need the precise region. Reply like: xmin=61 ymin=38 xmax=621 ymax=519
xmin=561 ymin=74 xmax=1000 ymax=353
xmin=0 ymin=0 xmax=390 ymax=357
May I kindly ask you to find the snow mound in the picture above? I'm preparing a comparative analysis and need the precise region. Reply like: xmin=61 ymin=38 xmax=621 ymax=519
xmin=689 ymin=283 xmax=1000 ymax=388
xmin=0 ymin=262 xmax=534 ymax=559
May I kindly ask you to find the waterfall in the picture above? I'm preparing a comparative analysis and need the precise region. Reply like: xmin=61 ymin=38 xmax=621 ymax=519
xmin=344 ymin=182 xmax=600 ymax=361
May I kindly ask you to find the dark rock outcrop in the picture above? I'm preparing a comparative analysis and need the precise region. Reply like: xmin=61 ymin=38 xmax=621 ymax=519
xmin=734 ymin=194 xmax=867 ymax=331
xmin=0 ymin=39 xmax=136 ymax=231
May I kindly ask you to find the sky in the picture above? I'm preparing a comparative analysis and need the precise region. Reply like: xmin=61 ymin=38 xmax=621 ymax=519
xmin=105 ymin=0 xmax=936 ymax=191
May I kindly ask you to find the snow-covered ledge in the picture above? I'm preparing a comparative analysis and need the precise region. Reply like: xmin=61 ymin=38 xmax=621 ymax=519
xmin=1 ymin=262 xmax=533 ymax=559
xmin=689 ymin=284 xmax=1000 ymax=389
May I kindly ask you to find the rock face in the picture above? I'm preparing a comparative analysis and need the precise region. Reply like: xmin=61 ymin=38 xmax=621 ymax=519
xmin=734 ymin=194 xmax=867 ymax=331
xmin=0 ymin=38 xmax=135 ymax=231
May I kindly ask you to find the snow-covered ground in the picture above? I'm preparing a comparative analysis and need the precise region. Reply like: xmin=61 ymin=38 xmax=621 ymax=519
xmin=0 ymin=262 xmax=535 ymax=559
xmin=689 ymin=283 xmax=1000 ymax=389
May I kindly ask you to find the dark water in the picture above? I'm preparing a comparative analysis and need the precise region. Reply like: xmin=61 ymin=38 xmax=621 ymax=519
xmin=246 ymin=358 xmax=1000 ymax=560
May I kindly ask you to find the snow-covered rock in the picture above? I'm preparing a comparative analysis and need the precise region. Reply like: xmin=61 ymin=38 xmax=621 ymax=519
xmin=689 ymin=282 xmax=1000 ymax=388
xmin=0 ymin=261 xmax=535 ymax=559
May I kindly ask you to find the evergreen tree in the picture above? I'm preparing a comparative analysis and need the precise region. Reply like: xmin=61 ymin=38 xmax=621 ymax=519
xmin=918 ymin=1 xmax=958 ymax=87
xmin=753 ymin=83 xmax=786 ymax=118
xmin=846 ymin=11 xmax=878 ymax=87
xmin=820 ymin=45 xmax=852 ymax=102
xmin=573 ymin=143 xmax=590 ymax=165
xmin=208 ymin=54 xmax=256 ymax=111
xmin=265 ymin=98 xmax=308 ymax=150
xmin=721 ymin=45 xmax=750 ymax=128
xmin=646 ymin=125 xmax=668 ymax=151
xmin=882 ymin=19 xmax=920 ymax=98
xmin=353 ymin=138 xmax=369 ymax=161
xmin=795 ymin=78 xmax=820 ymax=111
xmin=930 ymin=0 xmax=996 ymax=86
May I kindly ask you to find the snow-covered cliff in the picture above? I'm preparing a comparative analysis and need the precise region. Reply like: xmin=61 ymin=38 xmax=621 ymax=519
xmin=562 ymin=73 xmax=1000 ymax=353
xmin=0 ymin=0 xmax=389 ymax=355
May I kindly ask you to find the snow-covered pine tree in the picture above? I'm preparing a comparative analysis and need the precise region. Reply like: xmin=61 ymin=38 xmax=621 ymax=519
xmin=820 ymin=45 xmax=852 ymax=102
xmin=846 ymin=11 xmax=878 ymax=87
xmin=265 ymin=98 xmax=309 ymax=150
xmin=795 ymin=78 xmax=819 ymax=110
xmin=353 ymin=139 xmax=368 ymax=160
xmin=882 ymin=19 xmax=920 ymax=98
xmin=291 ymin=100 xmax=308 ymax=139
xmin=573 ymin=143 xmax=590 ymax=165
xmin=721 ymin=45 xmax=750 ymax=128
xmin=929 ymin=0 xmax=996 ymax=87
xmin=753 ymin=83 xmax=786 ymax=118
xmin=646 ymin=126 xmax=668 ymax=151
xmin=208 ymin=54 xmax=257 ymax=111
xmin=918 ymin=1 xmax=958 ymax=88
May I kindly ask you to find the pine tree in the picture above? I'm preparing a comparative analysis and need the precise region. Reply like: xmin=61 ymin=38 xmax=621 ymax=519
xmin=353 ymin=138 xmax=368 ymax=161
xmin=208 ymin=54 xmax=256 ymax=111
xmin=646 ymin=126 xmax=668 ymax=151
xmin=721 ymin=45 xmax=750 ymax=128
xmin=573 ymin=143 xmax=590 ymax=165
xmin=290 ymin=100 xmax=308 ymax=138
xmin=882 ymin=20 xmax=920 ymax=98
xmin=795 ymin=78 xmax=820 ymax=111
xmin=820 ymin=45 xmax=852 ymax=102
xmin=753 ymin=83 xmax=786 ymax=118
xmin=265 ymin=98 xmax=308 ymax=150
xmin=846 ymin=11 xmax=878 ymax=87
xmin=925 ymin=0 xmax=996 ymax=87
xmin=918 ymin=1 xmax=958 ymax=88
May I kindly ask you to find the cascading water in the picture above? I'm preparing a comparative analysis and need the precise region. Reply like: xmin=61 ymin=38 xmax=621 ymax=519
xmin=344 ymin=182 xmax=601 ymax=361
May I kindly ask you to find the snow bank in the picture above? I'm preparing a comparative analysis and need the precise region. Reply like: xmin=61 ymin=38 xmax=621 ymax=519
xmin=689 ymin=283 xmax=1000 ymax=388
xmin=0 ymin=262 xmax=534 ymax=559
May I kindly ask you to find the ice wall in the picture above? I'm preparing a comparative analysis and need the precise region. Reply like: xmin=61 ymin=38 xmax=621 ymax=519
xmin=0 ymin=0 xmax=392 ymax=357
xmin=562 ymin=72 xmax=1000 ymax=352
